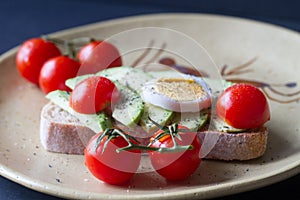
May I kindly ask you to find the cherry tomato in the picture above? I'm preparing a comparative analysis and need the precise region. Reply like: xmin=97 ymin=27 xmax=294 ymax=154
xmin=77 ymin=40 xmax=122 ymax=74
xmin=16 ymin=38 xmax=61 ymax=85
xmin=70 ymin=76 xmax=120 ymax=114
xmin=39 ymin=56 xmax=80 ymax=94
xmin=148 ymin=125 xmax=201 ymax=181
xmin=216 ymin=83 xmax=270 ymax=129
xmin=84 ymin=132 xmax=141 ymax=185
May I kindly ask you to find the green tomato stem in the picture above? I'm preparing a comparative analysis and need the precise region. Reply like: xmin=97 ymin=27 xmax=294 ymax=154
xmin=41 ymin=35 xmax=96 ymax=60
xmin=94 ymin=120 xmax=195 ymax=155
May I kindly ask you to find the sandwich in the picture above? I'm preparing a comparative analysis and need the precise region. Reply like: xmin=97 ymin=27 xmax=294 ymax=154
xmin=40 ymin=66 xmax=270 ymax=161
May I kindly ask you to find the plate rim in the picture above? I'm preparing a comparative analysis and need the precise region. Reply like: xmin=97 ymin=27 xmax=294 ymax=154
xmin=46 ymin=12 xmax=300 ymax=40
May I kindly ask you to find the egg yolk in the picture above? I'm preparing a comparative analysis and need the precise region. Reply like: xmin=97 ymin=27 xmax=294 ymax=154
xmin=155 ymin=78 xmax=206 ymax=101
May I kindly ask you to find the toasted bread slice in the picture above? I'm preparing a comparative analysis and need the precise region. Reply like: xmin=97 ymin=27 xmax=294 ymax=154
xmin=40 ymin=102 xmax=268 ymax=160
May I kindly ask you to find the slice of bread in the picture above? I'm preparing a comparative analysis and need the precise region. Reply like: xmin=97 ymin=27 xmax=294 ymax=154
xmin=198 ymin=128 xmax=268 ymax=161
xmin=40 ymin=102 xmax=268 ymax=160
xmin=40 ymin=102 xmax=95 ymax=154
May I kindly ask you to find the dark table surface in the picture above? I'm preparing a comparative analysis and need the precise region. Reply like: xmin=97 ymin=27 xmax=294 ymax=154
xmin=0 ymin=0 xmax=299 ymax=199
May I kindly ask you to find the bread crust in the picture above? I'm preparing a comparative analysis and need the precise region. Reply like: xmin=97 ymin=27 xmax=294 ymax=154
xmin=40 ymin=102 xmax=95 ymax=154
xmin=198 ymin=127 xmax=268 ymax=161
xmin=40 ymin=102 xmax=268 ymax=160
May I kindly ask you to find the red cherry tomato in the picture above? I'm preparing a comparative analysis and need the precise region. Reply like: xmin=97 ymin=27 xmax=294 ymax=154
xmin=84 ymin=132 xmax=141 ymax=185
xmin=216 ymin=83 xmax=270 ymax=129
xmin=16 ymin=38 xmax=61 ymax=85
xmin=70 ymin=76 xmax=120 ymax=114
xmin=148 ymin=125 xmax=201 ymax=181
xmin=77 ymin=40 xmax=122 ymax=74
xmin=39 ymin=56 xmax=80 ymax=94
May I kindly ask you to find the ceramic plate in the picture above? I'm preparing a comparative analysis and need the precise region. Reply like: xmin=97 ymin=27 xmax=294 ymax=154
xmin=0 ymin=13 xmax=299 ymax=199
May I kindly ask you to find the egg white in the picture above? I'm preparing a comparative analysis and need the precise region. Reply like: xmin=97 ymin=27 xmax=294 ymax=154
xmin=141 ymin=74 xmax=212 ymax=112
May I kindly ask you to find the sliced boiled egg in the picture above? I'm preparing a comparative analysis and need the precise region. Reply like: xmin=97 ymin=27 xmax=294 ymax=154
xmin=141 ymin=74 xmax=212 ymax=112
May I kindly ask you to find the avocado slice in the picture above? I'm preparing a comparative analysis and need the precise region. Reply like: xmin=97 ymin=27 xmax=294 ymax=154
xmin=98 ymin=67 xmax=175 ymax=130
xmin=97 ymin=66 xmax=153 ymax=92
xmin=172 ymin=111 xmax=209 ymax=131
xmin=140 ymin=103 xmax=174 ymax=133
xmin=66 ymin=66 xmax=154 ymax=92
xmin=65 ymin=67 xmax=146 ymax=128
xmin=112 ymin=81 xmax=144 ymax=128
xmin=46 ymin=90 xmax=112 ymax=133
xmin=66 ymin=67 xmax=196 ymax=131
xmin=210 ymin=116 xmax=248 ymax=133
xmin=65 ymin=74 xmax=94 ymax=90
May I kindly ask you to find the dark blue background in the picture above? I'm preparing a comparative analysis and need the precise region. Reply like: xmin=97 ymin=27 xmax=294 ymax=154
xmin=0 ymin=0 xmax=299 ymax=199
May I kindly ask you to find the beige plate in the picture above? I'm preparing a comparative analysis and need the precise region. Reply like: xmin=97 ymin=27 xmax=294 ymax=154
xmin=0 ymin=13 xmax=300 ymax=199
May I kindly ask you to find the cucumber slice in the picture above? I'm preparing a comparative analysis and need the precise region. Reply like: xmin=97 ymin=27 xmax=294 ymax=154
xmin=140 ymin=103 xmax=173 ymax=133
xmin=46 ymin=90 xmax=112 ymax=133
